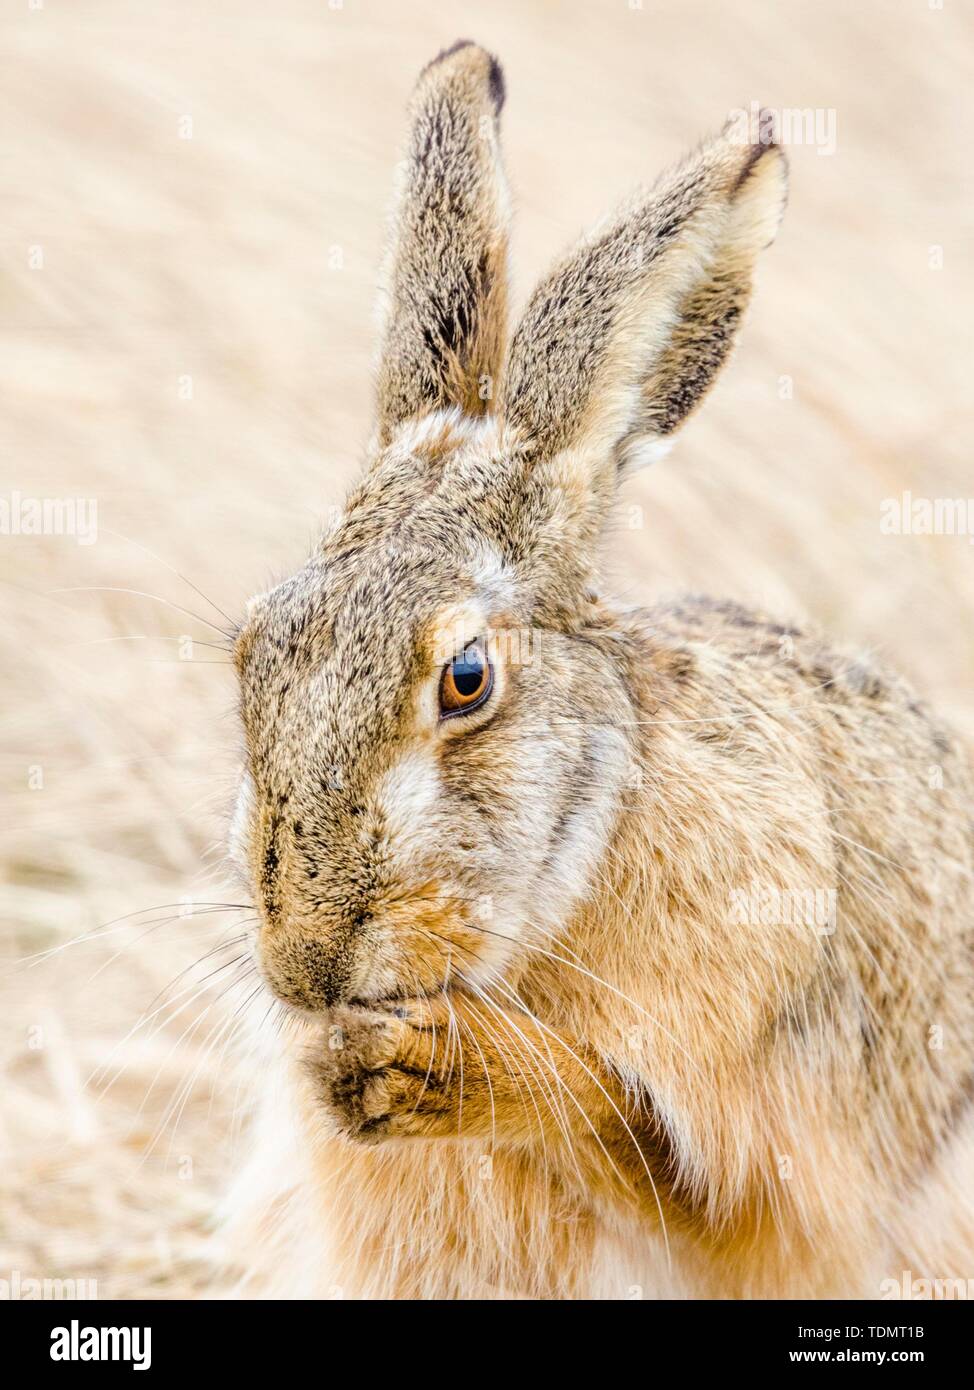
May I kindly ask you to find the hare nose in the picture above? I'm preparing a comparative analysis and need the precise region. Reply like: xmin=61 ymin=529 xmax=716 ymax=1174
xmin=257 ymin=928 xmax=355 ymax=1012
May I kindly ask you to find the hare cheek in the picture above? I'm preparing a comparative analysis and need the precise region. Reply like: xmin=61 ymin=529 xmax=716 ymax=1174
xmin=534 ymin=729 xmax=631 ymax=922
xmin=375 ymin=751 xmax=441 ymax=870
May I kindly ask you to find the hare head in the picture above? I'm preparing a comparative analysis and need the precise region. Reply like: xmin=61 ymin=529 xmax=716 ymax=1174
xmin=231 ymin=40 xmax=786 ymax=1014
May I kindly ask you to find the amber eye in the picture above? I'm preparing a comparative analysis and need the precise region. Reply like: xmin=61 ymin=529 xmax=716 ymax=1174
xmin=439 ymin=641 xmax=492 ymax=717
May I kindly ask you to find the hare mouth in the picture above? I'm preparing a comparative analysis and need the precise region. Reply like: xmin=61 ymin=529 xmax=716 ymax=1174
xmin=347 ymin=982 xmax=452 ymax=1011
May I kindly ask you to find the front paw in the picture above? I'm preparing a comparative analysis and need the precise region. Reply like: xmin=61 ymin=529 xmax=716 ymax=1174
xmin=310 ymin=999 xmax=454 ymax=1143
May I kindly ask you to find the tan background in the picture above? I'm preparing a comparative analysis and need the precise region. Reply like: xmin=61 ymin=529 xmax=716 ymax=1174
xmin=1 ymin=0 xmax=971 ymax=1297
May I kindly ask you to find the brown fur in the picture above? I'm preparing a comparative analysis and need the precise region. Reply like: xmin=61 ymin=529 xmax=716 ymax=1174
xmin=227 ymin=43 xmax=974 ymax=1299
xmin=375 ymin=41 xmax=510 ymax=445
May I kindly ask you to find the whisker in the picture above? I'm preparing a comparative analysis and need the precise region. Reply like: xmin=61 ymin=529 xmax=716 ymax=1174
xmin=131 ymin=961 xmax=258 ymax=1154
xmin=50 ymin=586 xmax=234 ymax=639
xmin=100 ymin=525 xmax=238 ymax=628
xmin=89 ymin=949 xmax=253 ymax=1097
xmin=71 ymin=634 xmax=231 ymax=652
xmin=459 ymin=920 xmax=705 ymax=1080
xmin=17 ymin=901 xmax=253 ymax=967
xmin=481 ymin=969 xmax=672 ymax=1266
xmin=459 ymin=985 xmax=558 ymax=1178
xmin=154 ymin=978 xmax=263 ymax=1165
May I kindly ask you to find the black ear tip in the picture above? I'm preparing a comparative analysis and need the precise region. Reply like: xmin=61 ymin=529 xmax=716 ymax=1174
xmin=730 ymin=120 xmax=788 ymax=196
xmin=486 ymin=52 xmax=506 ymax=114
xmin=424 ymin=39 xmax=506 ymax=114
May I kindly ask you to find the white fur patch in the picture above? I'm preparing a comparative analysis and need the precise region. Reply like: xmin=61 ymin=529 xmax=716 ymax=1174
xmin=386 ymin=406 xmax=479 ymax=457
xmin=228 ymin=770 xmax=255 ymax=877
xmin=466 ymin=543 xmax=517 ymax=604
xmin=375 ymin=750 xmax=440 ymax=860
xmin=618 ymin=433 xmax=675 ymax=476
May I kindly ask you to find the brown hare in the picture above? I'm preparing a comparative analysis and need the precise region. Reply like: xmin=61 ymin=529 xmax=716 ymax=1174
xmin=225 ymin=41 xmax=974 ymax=1299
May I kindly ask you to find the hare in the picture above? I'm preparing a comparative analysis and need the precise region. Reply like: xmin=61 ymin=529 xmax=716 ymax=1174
xmin=225 ymin=41 xmax=974 ymax=1299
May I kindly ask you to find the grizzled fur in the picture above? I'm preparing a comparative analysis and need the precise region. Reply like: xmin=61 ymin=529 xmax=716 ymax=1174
xmin=226 ymin=42 xmax=974 ymax=1299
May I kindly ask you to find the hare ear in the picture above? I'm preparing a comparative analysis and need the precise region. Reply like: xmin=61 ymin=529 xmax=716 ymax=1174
xmin=374 ymin=41 xmax=510 ymax=447
xmin=502 ymin=120 xmax=787 ymax=472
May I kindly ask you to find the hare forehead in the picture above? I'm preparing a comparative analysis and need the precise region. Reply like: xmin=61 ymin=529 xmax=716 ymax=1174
xmin=237 ymin=544 xmax=509 ymax=756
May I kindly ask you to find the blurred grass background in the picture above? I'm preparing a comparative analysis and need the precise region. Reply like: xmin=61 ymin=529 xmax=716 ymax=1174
xmin=1 ymin=0 xmax=972 ymax=1297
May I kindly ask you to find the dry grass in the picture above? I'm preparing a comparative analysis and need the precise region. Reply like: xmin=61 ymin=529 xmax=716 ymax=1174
xmin=1 ymin=0 xmax=972 ymax=1299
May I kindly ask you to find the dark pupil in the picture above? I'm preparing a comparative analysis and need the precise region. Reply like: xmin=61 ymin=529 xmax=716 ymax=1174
xmin=452 ymin=649 xmax=484 ymax=696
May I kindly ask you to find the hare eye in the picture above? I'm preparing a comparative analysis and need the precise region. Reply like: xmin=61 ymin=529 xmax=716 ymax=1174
xmin=440 ymin=641 xmax=492 ymax=717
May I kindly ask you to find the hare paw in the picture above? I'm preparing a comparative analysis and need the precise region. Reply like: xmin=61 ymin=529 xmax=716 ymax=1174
xmin=312 ymin=1000 xmax=454 ymax=1143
